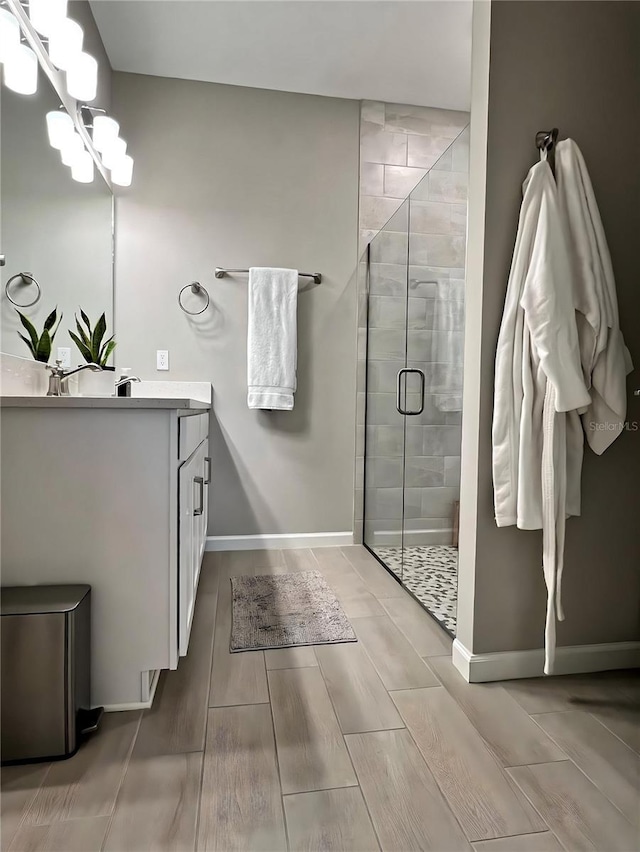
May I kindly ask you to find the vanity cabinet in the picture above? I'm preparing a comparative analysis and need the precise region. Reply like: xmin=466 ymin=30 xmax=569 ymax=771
xmin=0 ymin=398 xmax=211 ymax=710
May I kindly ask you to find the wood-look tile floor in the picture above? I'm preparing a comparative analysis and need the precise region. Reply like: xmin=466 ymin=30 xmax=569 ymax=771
xmin=2 ymin=546 xmax=639 ymax=852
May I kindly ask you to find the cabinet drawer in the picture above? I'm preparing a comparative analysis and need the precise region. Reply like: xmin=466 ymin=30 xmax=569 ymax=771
xmin=178 ymin=413 xmax=209 ymax=462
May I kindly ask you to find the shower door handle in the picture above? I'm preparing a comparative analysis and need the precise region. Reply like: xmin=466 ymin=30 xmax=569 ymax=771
xmin=396 ymin=368 xmax=425 ymax=416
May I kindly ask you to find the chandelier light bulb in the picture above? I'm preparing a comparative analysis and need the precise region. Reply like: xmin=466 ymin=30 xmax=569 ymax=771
xmin=110 ymin=154 xmax=134 ymax=187
xmin=101 ymin=136 xmax=127 ymax=170
xmin=60 ymin=132 xmax=84 ymax=167
xmin=4 ymin=44 xmax=38 ymax=95
xmin=66 ymin=51 xmax=97 ymax=101
xmin=0 ymin=8 xmax=20 ymax=64
xmin=46 ymin=109 xmax=75 ymax=149
xmin=29 ymin=0 xmax=68 ymax=37
xmin=92 ymin=115 xmax=119 ymax=153
xmin=48 ymin=17 xmax=83 ymax=71
xmin=71 ymin=150 xmax=94 ymax=183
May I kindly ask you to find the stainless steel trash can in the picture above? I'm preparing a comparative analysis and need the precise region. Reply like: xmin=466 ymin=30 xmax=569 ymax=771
xmin=1 ymin=584 xmax=101 ymax=764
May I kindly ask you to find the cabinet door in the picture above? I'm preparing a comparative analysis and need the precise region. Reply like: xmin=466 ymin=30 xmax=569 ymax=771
xmin=178 ymin=439 xmax=210 ymax=656
xmin=195 ymin=439 xmax=210 ymax=587
xmin=178 ymin=445 xmax=200 ymax=655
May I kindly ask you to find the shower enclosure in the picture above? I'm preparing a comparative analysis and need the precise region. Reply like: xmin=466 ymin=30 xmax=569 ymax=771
xmin=363 ymin=128 xmax=468 ymax=635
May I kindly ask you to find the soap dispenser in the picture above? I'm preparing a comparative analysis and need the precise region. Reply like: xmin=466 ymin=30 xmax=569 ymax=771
xmin=115 ymin=368 xmax=140 ymax=397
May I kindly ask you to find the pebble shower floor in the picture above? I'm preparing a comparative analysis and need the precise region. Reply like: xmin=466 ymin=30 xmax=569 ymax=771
xmin=375 ymin=545 xmax=458 ymax=634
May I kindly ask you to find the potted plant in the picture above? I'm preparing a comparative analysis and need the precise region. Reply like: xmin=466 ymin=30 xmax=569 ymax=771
xmin=16 ymin=307 xmax=62 ymax=362
xmin=69 ymin=310 xmax=117 ymax=396
xmin=14 ymin=307 xmax=62 ymax=394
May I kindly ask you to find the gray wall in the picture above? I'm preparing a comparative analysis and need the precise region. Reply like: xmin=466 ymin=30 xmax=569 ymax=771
xmin=472 ymin=1 xmax=640 ymax=653
xmin=111 ymin=72 xmax=360 ymax=537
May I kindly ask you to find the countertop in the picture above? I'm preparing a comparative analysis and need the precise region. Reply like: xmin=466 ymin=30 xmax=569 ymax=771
xmin=0 ymin=396 xmax=211 ymax=410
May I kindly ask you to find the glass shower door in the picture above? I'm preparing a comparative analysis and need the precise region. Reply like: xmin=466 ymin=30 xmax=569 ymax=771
xmin=363 ymin=199 xmax=409 ymax=582
xmin=363 ymin=127 xmax=469 ymax=635
xmin=400 ymin=130 xmax=468 ymax=634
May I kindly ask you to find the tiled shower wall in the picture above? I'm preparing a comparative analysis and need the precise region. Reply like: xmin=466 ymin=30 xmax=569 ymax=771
xmin=354 ymin=101 xmax=469 ymax=545
xmin=359 ymin=101 xmax=469 ymax=250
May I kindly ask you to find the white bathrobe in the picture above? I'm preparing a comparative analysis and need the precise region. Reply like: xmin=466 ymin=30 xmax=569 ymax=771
xmin=493 ymin=158 xmax=591 ymax=673
xmin=493 ymin=143 xmax=632 ymax=674
xmin=555 ymin=139 xmax=633 ymax=452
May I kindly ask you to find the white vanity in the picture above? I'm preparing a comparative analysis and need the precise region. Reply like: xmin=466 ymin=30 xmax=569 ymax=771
xmin=0 ymin=388 xmax=212 ymax=710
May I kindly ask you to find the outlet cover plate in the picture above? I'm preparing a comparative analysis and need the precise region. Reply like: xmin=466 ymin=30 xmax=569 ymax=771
xmin=57 ymin=347 xmax=71 ymax=368
xmin=156 ymin=350 xmax=169 ymax=371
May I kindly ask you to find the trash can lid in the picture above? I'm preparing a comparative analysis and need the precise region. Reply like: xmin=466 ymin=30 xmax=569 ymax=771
xmin=1 ymin=584 xmax=91 ymax=616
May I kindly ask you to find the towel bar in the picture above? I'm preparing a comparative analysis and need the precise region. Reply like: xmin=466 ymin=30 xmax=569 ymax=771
xmin=215 ymin=267 xmax=321 ymax=285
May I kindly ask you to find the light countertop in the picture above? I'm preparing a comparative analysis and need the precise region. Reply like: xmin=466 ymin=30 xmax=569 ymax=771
xmin=0 ymin=396 xmax=211 ymax=410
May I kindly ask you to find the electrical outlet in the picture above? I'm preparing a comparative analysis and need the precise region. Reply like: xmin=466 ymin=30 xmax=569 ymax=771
xmin=156 ymin=349 xmax=169 ymax=371
xmin=57 ymin=347 xmax=71 ymax=368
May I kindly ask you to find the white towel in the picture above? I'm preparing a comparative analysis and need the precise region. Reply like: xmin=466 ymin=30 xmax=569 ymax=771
xmin=432 ymin=280 xmax=465 ymax=412
xmin=247 ymin=267 xmax=298 ymax=410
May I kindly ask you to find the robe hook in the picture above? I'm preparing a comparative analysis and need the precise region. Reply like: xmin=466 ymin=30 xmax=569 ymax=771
xmin=535 ymin=127 xmax=559 ymax=153
xmin=536 ymin=128 xmax=559 ymax=177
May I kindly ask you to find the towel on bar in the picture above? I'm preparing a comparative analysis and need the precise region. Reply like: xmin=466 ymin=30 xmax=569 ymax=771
xmin=433 ymin=280 xmax=464 ymax=412
xmin=247 ymin=267 xmax=298 ymax=410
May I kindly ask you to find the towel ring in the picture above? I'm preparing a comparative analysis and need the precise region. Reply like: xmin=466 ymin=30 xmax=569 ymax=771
xmin=178 ymin=281 xmax=210 ymax=315
xmin=5 ymin=272 xmax=42 ymax=308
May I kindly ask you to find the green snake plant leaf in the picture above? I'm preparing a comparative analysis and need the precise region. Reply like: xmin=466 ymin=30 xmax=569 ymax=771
xmin=69 ymin=330 xmax=93 ymax=363
xmin=16 ymin=310 xmax=39 ymax=351
xmin=100 ymin=339 xmax=116 ymax=366
xmin=98 ymin=334 xmax=114 ymax=364
xmin=70 ymin=310 xmax=115 ymax=365
xmin=35 ymin=328 xmax=52 ymax=363
xmin=50 ymin=313 xmax=63 ymax=344
xmin=17 ymin=332 xmax=36 ymax=358
xmin=91 ymin=313 xmax=107 ymax=359
xmin=43 ymin=307 xmax=58 ymax=332
xmin=75 ymin=316 xmax=90 ymax=348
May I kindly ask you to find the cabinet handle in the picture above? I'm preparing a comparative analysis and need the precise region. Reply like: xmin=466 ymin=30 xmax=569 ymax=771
xmin=194 ymin=476 xmax=204 ymax=516
xmin=204 ymin=456 xmax=212 ymax=485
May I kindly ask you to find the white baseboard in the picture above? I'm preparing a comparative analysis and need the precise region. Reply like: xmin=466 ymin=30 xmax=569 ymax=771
xmin=103 ymin=699 xmax=153 ymax=712
xmin=103 ymin=668 xmax=160 ymax=712
xmin=452 ymin=637 xmax=640 ymax=683
xmin=206 ymin=531 xmax=354 ymax=551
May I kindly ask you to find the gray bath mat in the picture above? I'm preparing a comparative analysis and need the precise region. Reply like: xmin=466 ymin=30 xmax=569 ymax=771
xmin=230 ymin=570 xmax=357 ymax=652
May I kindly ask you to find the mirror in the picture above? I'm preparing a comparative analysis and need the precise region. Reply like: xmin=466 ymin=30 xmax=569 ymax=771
xmin=0 ymin=64 xmax=114 ymax=365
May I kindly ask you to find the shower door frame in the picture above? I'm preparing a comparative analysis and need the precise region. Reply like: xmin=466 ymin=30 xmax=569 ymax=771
xmin=362 ymin=238 xmax=404 ymax=587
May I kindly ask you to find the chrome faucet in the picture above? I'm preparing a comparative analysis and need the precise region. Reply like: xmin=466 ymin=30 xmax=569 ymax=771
xmin=114 ymin=374 xmax=141 ymax=397
xmin=46 ymin=360 xmax=103 ymax=397
xmin=114 ymin=375 xmax=141 ymax=389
